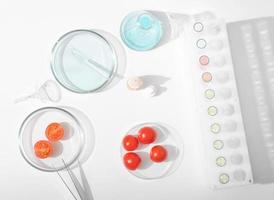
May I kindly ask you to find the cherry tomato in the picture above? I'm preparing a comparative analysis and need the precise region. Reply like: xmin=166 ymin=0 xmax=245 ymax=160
xmin=138 ymin=127 xmax=156 ymax=144
xmin=150 ymin=145 xmax=168 ymax=163
xmin=123 ymin=152 xmax=141 ymax=170
xmin=45 ymin=122 xmax=64 ymax=142
xmin=123 ymin=135 xmax=139 ymax=151
xmin=34 ymin=140 xmax=53 ymax=159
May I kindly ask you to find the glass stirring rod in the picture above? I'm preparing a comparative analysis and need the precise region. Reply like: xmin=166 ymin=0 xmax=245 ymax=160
xmin=70 ymin=47 xmax=111 ymax=80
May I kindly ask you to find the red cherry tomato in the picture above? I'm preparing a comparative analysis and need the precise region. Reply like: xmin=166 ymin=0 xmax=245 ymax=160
xmin=138 ymin=127 xmax=156 ymax=144
xmin=150 ymin=145 xmax=168 ymax=163
xmin=123 ymin=135 xmax=139 ymax=151
xmin=45 ymin=122 xmax=64 ymax=142
xmin=123 ymin=152 xmax=141 ymax=170
xmin=34 ymin=140 xmax=53 ymax=159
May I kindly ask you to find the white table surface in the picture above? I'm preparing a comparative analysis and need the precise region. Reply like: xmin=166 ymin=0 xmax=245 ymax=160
xmin=1 ymin=0 xmax=274 ymax=199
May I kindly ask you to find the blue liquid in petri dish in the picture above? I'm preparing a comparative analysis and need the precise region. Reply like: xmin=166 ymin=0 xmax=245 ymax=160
xmin=120 ymin=11 xmax=163 ymax=51
xmin=51 ymin=30 xmax=116 ymax=93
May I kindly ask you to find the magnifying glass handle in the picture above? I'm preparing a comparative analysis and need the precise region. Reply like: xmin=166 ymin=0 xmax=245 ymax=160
xmin=14 ymin=94 xmax=36 ymax=104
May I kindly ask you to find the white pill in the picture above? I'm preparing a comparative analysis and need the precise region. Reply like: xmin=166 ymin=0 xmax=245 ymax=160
xmin=231 ymin=154 xmax=243 ymax=165
xmin=233 ymin=170 xmax=246 ymax=181
xmin=143 ymin=85 xmax=158 ymax=97
xmin=227 ymin=137 xmax=241 ymax=149
xmin=127 ymin=77 xmax=144 ymax=90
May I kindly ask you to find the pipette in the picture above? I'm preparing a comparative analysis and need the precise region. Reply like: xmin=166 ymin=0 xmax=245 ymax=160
xmin=70 ymin=47 xmax=111 ymax=80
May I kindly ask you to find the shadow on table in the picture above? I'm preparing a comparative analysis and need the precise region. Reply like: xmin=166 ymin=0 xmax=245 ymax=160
xmin=59 ymin=161 xmax=94 ymax=200
xmin=228 ymin=16 xmax=274 ymax=184
xmin=140 ymin=75 xmax=170 ymax=97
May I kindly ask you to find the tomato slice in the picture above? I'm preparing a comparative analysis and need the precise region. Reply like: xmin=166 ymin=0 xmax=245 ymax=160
xmin=123 ymin=152 xmax=141 ymax=170
xmin=123 ymin=135 xmax=139 ymax=151
xmin=34 ymin=140 xmax=53 ymax=159
xmin=138 ymin=127 xmax=156 ymax=144
xmin=45 ymin=122 xmax=64 ymax=142
xmin=150 ymin=145 xmax=168 ymax=163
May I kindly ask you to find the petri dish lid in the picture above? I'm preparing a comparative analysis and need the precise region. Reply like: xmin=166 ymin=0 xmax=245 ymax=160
xmin=120 ymin=11 xmax=163 ymax=51
xmin=51 ymin=30 xmax=117 ymax=93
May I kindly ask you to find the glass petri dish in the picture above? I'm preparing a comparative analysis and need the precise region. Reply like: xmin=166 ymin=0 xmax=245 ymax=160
xmin=51 ymin=30 xmax=117 ymax=93
xmin=19 ymin=107 xmax=86 ymax=172
xmin=120 ymin=122 xmax=183 ymax=180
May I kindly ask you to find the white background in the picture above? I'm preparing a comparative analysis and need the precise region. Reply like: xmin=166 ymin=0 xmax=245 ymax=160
xmin=1 ymin=0 xmax=274 ymax=199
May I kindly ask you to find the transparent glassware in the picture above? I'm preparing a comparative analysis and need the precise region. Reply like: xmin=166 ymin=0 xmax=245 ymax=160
xmin=51 ymin=29 xmax=125 ymax=93
xmin=120 ymin=10 xmax=189 ymax=51
xmin=18 ymin=107 xmax=94 ymax=172
xmin=14 ymin=80 xmax=61 ymax=104
xmin=120 ymin=122 xmax=183 ymax=179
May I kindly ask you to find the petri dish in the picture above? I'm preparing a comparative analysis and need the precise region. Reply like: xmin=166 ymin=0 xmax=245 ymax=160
xmin=120 ymin=11 xmax=163 ymax=51
xmin=120 ymin=122 xmax=183 ymax=179
xmin=18 ymin=107 xmax=93 ymax=172
xmin=51 ymin=30 xmax=117 ymax=93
